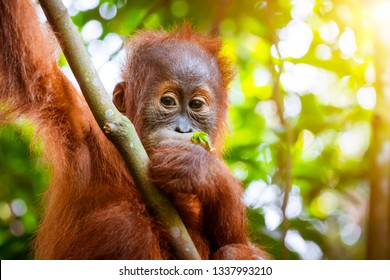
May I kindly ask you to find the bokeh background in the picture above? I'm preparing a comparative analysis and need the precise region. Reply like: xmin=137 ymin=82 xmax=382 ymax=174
xmin=1 ymin=0 xmax=390 ymax=260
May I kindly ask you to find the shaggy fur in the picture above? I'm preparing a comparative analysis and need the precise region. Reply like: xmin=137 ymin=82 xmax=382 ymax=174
xmin=0 ymin=0 xmax=268 ymax=260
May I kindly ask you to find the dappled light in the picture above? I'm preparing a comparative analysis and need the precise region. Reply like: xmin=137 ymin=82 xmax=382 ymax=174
xmin=2 ymin=0 xmax=390 ymax=260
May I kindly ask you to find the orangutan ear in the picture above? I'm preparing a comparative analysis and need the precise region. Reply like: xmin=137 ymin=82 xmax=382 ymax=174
xmin=112 ymin=82 xmax=126 ymax=113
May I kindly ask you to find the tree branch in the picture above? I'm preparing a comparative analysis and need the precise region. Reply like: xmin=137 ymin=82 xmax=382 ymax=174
xmin=38 ymin=0 xmax=201 ymax=260
xmin=265 ymin=0 xmax=293 ymax=260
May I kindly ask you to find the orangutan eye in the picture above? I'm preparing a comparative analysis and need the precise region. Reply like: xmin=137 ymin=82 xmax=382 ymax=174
xmin=160 ymin=96 xmax=176 ymax=107
xmin=189 ymin=99 xmax=204 ymax=109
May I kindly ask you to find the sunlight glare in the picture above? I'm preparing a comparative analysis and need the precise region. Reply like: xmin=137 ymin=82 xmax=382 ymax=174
xmin=278 ymin=20 xmax=313 ymax=59
xmin=62 ymin=0 xmax=78 ymax=16
xmin=230 ymin=77 xmax=245 ymax=105
xmin=62 ymin=0 xmax=73 ymax=8
xmin=255 ymin=100 xmax=280 ymax=129
xmin=74 ymin=0 xmax=99 ymax=11
xmin=284 ymin=93 xmax=302 ymax=118
xmin=365 ymin=63 xmax=376 ymax=84
xmin=315 ymin=44 xmax=332 ymax=60
xmin=285 ymin=186 xmax=303 ymax=219
xmin=300 ymin=130 xmax=324 ymax=162
xmin=356 ymin=86 xmax=376 ymax=110
xmin=253 ymin=66 xmax=271 ymax=87
xmin=338 ymin=123 xmax=370 ymax=158
xmin=99 ymin=62 xmax=121 ymax=94
xmin=99 ymin=2 xmax=117 ymax=20
xmin=88 ymin=40 xmax=109 ymax=68
xmin=371 ymin=1 xmax=390 ymax=25
xmin=232 ymin=162 xmax=249 ymax=181
xmin=340 ymin=223 xmax=361 ymax=246
xmin=244 ymin=181 xmax=280 ymax=209
xmin=264 ymin=206 xmax=283 ymax=231
xmin=291 ymin=0 xmax=314 ymax=20
xmin=319 ymin=21 xmax=339 ymax=43
xmin=81 ymin=20 xmax=103 ymax=42
xmin=104 ymin=33 xmax=123 ymax=55
xmin=244 ymin=180 xmax=267 ymax=208
xmin=369 ymin=1 xmax=390 ymax=46
xmin=280 ymin=63 xmax=318 ymax=94
xmin=338 ymin=131 xmax=363 ymax=157
xmin=285 ymin=230 xmax=306 ymax=256
xmin=338 ymin=27 xmax=357 ymax=57
xmin=302 ymin=130 xmax=315 ymax=150
xmin=285 ymin=230 xmax=323 ymax=259
xmin=304 ymin=241 xmax=323 ymax=259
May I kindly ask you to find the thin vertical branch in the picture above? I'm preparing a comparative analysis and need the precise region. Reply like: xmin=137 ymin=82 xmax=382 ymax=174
xmin=265 ymin=0 xmax=293 ymax=259
xmin=367 ymin=32 xmax=390 ymax=259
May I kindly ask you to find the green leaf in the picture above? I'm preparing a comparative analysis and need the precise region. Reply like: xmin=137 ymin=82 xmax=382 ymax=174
xmin=191 ymin=131 xmax=214 ymax=152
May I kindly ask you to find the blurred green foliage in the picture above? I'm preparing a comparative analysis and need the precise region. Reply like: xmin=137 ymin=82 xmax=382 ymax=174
xmin=0 ymin=121 xmax=48 ymax=259
xmin=1 ymin=0 xmax=387 ymax=259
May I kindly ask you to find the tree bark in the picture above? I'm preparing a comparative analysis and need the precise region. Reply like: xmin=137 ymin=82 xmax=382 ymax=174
xmin=367 ymin=34 xmax=390 ymax=260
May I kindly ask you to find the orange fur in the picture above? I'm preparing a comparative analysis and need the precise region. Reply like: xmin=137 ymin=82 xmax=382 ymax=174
xmin=0 ymin=0 xmax=269 ymax=260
